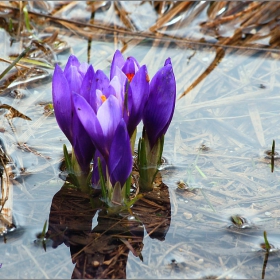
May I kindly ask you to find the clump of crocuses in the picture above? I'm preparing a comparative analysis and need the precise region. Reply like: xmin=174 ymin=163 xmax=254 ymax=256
xmin=52 ymin=50 xmax=176 ymax=207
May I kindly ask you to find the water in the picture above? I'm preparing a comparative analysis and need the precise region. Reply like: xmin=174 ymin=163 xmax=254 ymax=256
xmin=1 ymin=2 xmax=280 ymax=279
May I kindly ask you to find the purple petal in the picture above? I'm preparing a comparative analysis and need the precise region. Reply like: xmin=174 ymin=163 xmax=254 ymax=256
xmin=93 ymin=70 xmax=110 ymax=105
xmin=115 ymin=65 xmax=128 ymax=84
xmin=73 ymin=138 xmax=94 ymax=175
xmin=97 ymin=95 xmax=122 ymax=150
xmin=96 ymin=70 xmax=110 ymax=92
xmin=52 ymin=64 xmax=73 ymax=144
xmin=108 ymin=119 xmax=132 ymax=187
xmin=114 ymin=66 xmax=128 ymax=96
xmin=126 ymin=65 xmax=149 ymax=136
xmin=72 ymin=113 xmax=95 ymax=174
xmin=164 ymin=57 xmax=171 ymax=66
xmin=83 ymin=69 xmax=109 ymax=113
xmin=73 ymin=94 xmax=108 ymax=158
xmin=80 ymin=65 xmax=96 ymax=103
xmin=109 ymin=76 xmax=123 ymax=108
xmin=122 ymin=57 xmax=140 ymax=75
xmin=78 ymin=62 xmax=89 ymax=77
xmin=143 ymin=62 xmax=176 ymax=148
xmin=106 ymin=83 xmax=117 ymax=98
xmin=64 ymin=64 xmax=83 ymax=94
xmin=110 ymin=50 xmax=125 ymax=80
xmin=64 ymin=55 xmax=81 ymax=74
xmin=95 ymin=89 xmax=104 ymax=112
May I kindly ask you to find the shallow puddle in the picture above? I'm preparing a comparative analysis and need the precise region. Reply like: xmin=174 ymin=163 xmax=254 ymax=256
xmin=1 ymin=2 xmax=280 ymax=279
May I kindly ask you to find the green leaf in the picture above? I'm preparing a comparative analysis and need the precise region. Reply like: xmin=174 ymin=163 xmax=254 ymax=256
xmin=263 ymin=231 xmax=271 ymax=251
xmin=112 ymin=181 xmax=122 ymax=205
xmin=149 ymin=136 xmax=164 ymax=184
xmin=125 ymin=193 xmax=143 ymax=208
xmin=8 ymin=18 xmax=13 ymax=32
xmin=63 ymin=144 xmax=72 ymax=172
xmin=130 ymin=128 xmax=137 ymax=154
xmin=231 ymin=215 xmax=243 ymax=226
xmin=138 ymin=137 xmax=149 ymax=191
xmin=23 ymin=6 xmax=31 ymax=32
xmin=98 ymin=157 xmax=106 ymax=199
xmin=63 ymin=145 xmax=79 ymax=187
xmin=195 ymin=165 xmax=207 ymax=178
xmin=40 ymin=220 xmax=48 ymax=252
xmin=158 ymin=135 xmax=165 ymax=165
xmin=124 ymin=173 xmax=131 ymax=198
xmin=41 ymin=220 xmax=48 ymax=237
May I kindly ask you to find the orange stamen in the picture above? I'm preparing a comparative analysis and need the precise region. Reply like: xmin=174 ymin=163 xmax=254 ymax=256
xmin=101 ymin=95 xmax=107 ymax=103
xmin=146 ymin=73 xmax=150 ymax=82
xmin=126 ymin=73 xmax=134 ymax=82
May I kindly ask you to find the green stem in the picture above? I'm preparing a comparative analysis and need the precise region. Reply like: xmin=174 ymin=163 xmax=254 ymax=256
xmin=272 ymin=140 xmax=275 ymax=155
xmin=271 ymin=140 xmax=275 ymax=173
xmin=138 ymin=129 xmax=164 ymax=192
xmin=263 ymin=231 xmax=271 ymax=251
xmin=98 ymin=157 xmax=106 ymax=199
xmin=71 ymin=148 xmax=89 ymax=193
xmin=130 ymin=128 xmax=137 ymax=155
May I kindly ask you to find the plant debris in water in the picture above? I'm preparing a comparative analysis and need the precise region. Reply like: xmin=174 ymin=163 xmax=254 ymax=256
xmin=2 ymin=1 xmax=280 ymax=279
xmin=229 ymin=214 xmax=252 ymax=229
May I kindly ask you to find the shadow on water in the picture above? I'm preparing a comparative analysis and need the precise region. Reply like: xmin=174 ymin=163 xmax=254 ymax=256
xmin=46 ymin=181 xmax=171 ymax=279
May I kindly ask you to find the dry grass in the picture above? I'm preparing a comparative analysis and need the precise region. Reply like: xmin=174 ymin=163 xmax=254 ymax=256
xmin=1 ymin=1 xmax=280 ymax=279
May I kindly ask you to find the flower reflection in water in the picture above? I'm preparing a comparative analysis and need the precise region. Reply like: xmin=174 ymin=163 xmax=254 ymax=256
xmin=47 ymin=181 xmax=171 ymax=279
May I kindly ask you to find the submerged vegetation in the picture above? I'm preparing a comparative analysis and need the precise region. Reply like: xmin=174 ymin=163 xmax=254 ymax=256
xmin=1 ymin=1 xmax=280 ymax=279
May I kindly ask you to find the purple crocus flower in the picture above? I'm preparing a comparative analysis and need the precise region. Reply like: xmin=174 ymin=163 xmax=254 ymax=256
xmin=52 ymin=55 xmax=95 ymax=174
xmin=110 ymin=50 xmax=140 ymax=81
xmin=74 ymin=90 xmax=132 ymax=187
xmin=73 ymin=93 xmax=122 ymax=161
xmin=91 ymin=120 xmax=132 ymax=188
xmin=108 ymin=119 xmax=132 ymax=187
xmin=143 ymin=58 xmax=176 ymax=148
xmin=73 ymin=64 xmax=133 ymax=187
xmin=110 ymin=50 xmax=149 ymax=137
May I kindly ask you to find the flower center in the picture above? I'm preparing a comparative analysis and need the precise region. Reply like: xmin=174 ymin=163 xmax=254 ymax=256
xmin=126 ymin=73 xmax=134 ymax=82
xmin=101 ymin=95 xmax=107 ymax=103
